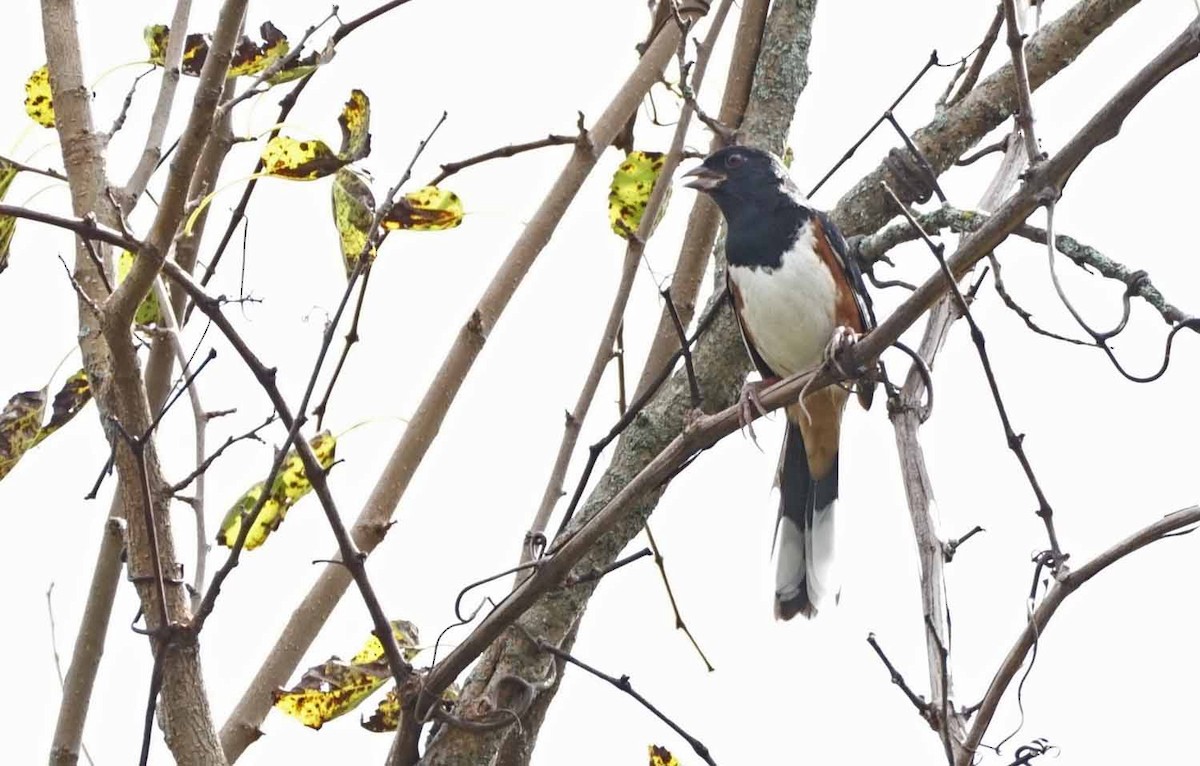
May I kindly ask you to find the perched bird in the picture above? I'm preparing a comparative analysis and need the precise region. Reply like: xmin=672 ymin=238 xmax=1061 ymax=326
xmin=683 ymin=145 xmax=874 ymax=620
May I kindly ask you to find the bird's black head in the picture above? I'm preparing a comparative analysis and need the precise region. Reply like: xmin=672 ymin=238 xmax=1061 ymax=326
xmin=681 ymin=146 xmax=800 ymax=223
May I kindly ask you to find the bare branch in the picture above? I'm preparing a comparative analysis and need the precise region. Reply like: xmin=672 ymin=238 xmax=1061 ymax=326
xmin=1002 ymin=0 xmax=1042 ymax=162
xmin=427 ymin=134 xmax=580 ymax=187
xmin=959 ymin=505 xmax=1200 ymax=766
xmin=0 ymin=203 xmax=141 ymax=252
xmin=947 ymin=4 xmax=1004 ymax=107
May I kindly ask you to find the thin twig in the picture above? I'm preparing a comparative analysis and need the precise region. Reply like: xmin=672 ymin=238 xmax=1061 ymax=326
xmin=663 ymin=288 xmax=702 ymax=407
xmin=565 ymin=547 xmax=653 ymax=586
xmin=947 ymin=5 xmax=1004 ymax=107
xmin=643 ymin=522 xmax=713 ymax=671
xmin=807 ymin=51 xmax=940 ymax=198
xmin=0 ymin=203 xmax=141 ymax=252
xmin=427 ymin=134 xmax=580 ymax=187
xmin=0 ymin=153 xmax=68 ymax=181
xmin=866 ymin=632 xmax=930 ymax=717
xmin=535 ymin=639 xmax=717 ymax=766
xmin=170 ymin=414 xmax=275 ymax=493
xmin=313 ymin=267 xmax=373 ymax=429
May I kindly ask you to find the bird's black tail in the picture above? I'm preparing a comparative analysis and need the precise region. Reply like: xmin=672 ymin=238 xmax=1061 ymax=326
xmin=773 ymin=408 xmax=839 ymax=620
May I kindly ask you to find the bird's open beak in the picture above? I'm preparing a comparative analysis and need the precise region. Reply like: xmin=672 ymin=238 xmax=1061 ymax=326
xmin=682 ymin=165 xmax=725 ymax=192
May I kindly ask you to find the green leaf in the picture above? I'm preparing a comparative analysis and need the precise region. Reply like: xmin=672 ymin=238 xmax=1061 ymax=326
xmin=0 ymin=388 xmax=47 ymax=481
xmin=381 ymin=187 xmax=464 ymax=231
xmin=331 ymin=169 xmax=377 ymax=276
xmin=608 ymin=150 xmax=668 ymax=238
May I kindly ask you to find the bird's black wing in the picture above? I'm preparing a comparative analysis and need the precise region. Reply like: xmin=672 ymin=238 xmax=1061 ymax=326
xmin=816 ymin=210 xmax=876 ymax=331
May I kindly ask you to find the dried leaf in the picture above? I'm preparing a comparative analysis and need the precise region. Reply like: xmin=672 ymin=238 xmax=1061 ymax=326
xmin=608 ymin=150 xmax=668 ymax=238
xmin=116 ymin=251 xmax=161 ymax=325
xmin=649 ymin=745 xmax=681 ymax=766
xmin=24 ymin=66 xmax=55 ymax=128
xmin=381 ymin=187 xmax=464 ymax=231
xmin=228 ymin=21 xmax=289 ymax=78
xmin=0 ymin=388 xmax=47 ymax=481
xmin=362 ymin=683 xmax=458 ymax=733
xmin=337 ymin=89 xmax=371 ymax=162
xmin=147 ymin=21 xmax=290 ymax=79
xmin=217 ymin=431 xmax=337 ymax=550
xmin=30 ymin=370 xmax=91 ymax=447
xmin=275 ymin=621 xmax=417 ymax=730
xmin=331 ymin=169 xmax=376 ymax=276
xmin=261 ymin=136 xmax=346 ymax=180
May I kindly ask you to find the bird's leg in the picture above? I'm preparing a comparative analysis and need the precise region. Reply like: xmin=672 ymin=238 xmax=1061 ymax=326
xmin=738 ymin=376 xmax=778 ymax=449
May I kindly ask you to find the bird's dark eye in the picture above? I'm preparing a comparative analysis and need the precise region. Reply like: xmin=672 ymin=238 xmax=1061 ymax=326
xmin=724 ymin=153 xmax=745 ymax=170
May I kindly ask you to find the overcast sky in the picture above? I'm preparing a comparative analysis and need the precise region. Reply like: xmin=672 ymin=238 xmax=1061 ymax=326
xmin=2 ymin=1 xmax=1198 ymax=764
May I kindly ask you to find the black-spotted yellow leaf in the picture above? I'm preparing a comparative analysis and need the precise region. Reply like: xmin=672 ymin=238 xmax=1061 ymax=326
xmin=350 ymin=620 xmax=421 ymax=665
xmin=217 ymin=431 xmax=336 ymax=550
xmin=0 ymin=159 xmax=18 ymax=274
xmin=608 ymin=150 xmax=668 ymax=238
xmin=228 ymin=21 xmax=289 ymax=78
xmin=361 ymin=683 xmax=458 ymax=733
xmin=782 ymin=146 xmax=795 ymax=169
xmin=273 ymin=659 xmax=390 ymax=730
xmin=25 ymin=66 xmax=54 ymax=128
xmin=30 ymin=370 xmax=91 ymax=447
xmin=261 ymin=136 xmax=346 ymax=180
xmin=381 ymin=187 xmax=463 ymax=231
xmin=331 ymin=169 xmax=376 ymax=276
xmin=116 ymin=251 xmax=161 ymax=325
xmin=0 ymin=388 xmax=47 ymax=481
xmin=336 ymin=90 xmax=371 ymax=162
xmin=268 ymin=430 xmax=335 ymax=505
xmin=649 ymin=745 xmax=681 ymax=766
xmin=274 ymin=620 xmax=416 ymax=730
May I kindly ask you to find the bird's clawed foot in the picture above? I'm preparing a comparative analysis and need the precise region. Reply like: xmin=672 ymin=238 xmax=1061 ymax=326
xmin=738 ymin=377 xmax=778 ymax=449
xmin=823 ymin=325 xmax=863 ymax=380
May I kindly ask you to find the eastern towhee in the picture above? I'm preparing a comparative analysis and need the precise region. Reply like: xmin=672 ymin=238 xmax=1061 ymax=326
xmin=684 ymin=146 xmax=874 ymax=620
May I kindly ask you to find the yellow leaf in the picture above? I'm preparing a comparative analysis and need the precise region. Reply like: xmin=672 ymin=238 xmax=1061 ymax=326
xmin=30 ymin=370 xmax=91 ymax=448
xmin=25 ymin=66 xmax=55 ymax=128
xmin=273 ymin=659 xmax=389 ymax=730
xmin=782 ymin=146 xmax=795 ymax=169
xmin=0 ymin=159 xmax=18 ymax=274
xmin=217 ymin=431 xmax=336 ymax=550
xmin=228 ymin=21 xmax=289 ymax=78
xmin=0 ymin=388 xmax=47 ymax=481
xmin=116 ymin=251 xmax=161 ymax=325
xmin=331 ymin=169 xmax=376 ymax=276
xmin=608 ymin=150 xmax=668 ymax=238
xmin=275 ymin=620 xmax=417 ymax=730
xmin=181 ymin=33 xmax=210 ymax=77
xmin=350 ymin=620 xmax=421 ymax=666
xmin=649 ymin=745 xmax=681 ymax=766
xmin=381 ymin=187 xmax=464 ymax=231
xmin=261 ymin=136 xmax=346 ymax=180
xmin=337 ymin=90 xmax=371 ymax=162
xmin=217 ymin=482 xmax=278 ymax=550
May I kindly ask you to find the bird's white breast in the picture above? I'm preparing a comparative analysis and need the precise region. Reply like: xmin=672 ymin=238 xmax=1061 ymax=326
xmin=729 ymin=226 xmax=837 ymax=378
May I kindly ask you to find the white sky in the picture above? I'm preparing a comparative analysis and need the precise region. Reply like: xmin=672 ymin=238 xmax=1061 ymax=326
xmin=2 ymin=1 xmax=1198 ymax=765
